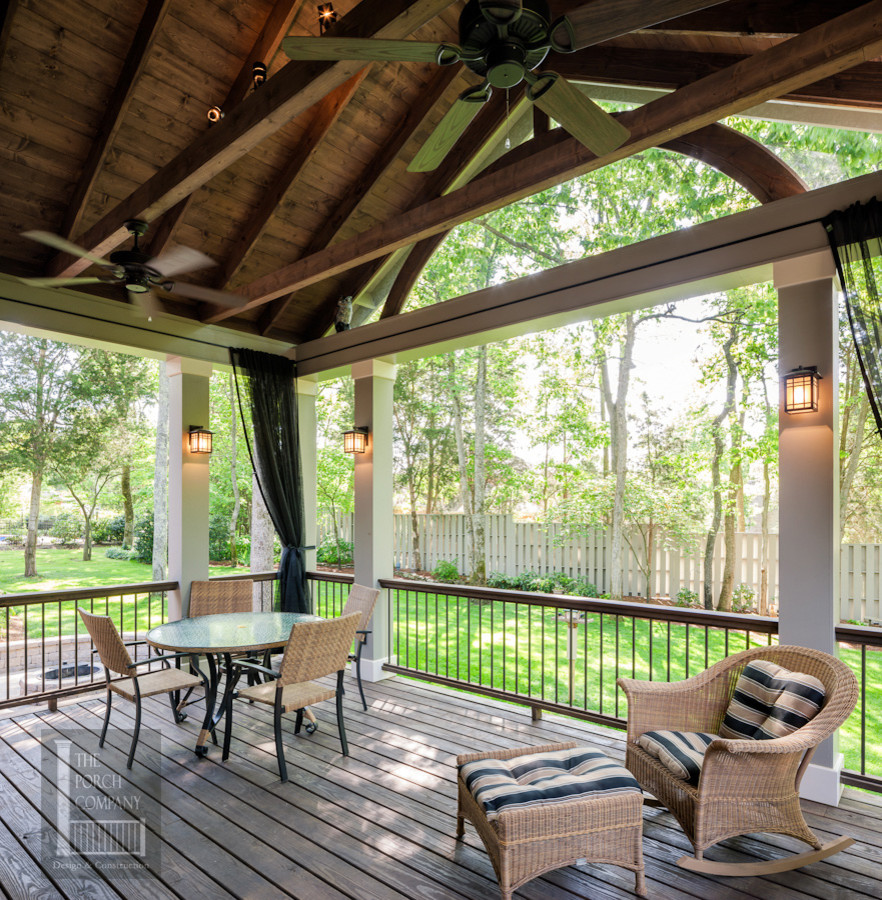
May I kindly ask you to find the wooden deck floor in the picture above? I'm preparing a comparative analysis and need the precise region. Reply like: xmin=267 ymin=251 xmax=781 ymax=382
xmin=0 ymin=674 xmax=880 ymax=900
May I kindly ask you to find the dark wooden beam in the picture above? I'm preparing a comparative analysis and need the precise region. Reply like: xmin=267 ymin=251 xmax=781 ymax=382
xmin=51 ymin=0 xmax=452 ymax=277
xmin=0 ymin=0 xmax=20 ymax=72
xmin=552 ymin=47 xmax=882 ymax=109
xmin=380 ymin=231 xmax=450 ymax=319
xmin=207 ymin=0 xmax=882 ymax=319
xmin=61 ymin=0 xmax=173 ymax=243
xmin=258 ymin=65 xmax=459 ymax=333
xmin=662 ymin=123 xmax=806 ymax=203
xmin=147 ymin=0 xmax=310 ymax=259
xmin=218 ymin=70 xmax=369 ymax=288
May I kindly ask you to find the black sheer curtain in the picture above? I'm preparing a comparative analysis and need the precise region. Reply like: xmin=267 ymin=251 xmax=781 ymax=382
xmin=229 ymin=348 xmax=312 ymax=614
xmin=824 ymin=197 xmax=882 ymax=436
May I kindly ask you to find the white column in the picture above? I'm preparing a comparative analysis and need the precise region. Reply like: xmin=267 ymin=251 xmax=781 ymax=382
xmin=167 ymin=356 xmax=212 ymax=620
xmin=352 ymin=359 xmax=397 ymax=681
xmin=775 ymin=251 xmax=842 ymax=804
xmin=297 ymin=376 xmax=319 ymax=578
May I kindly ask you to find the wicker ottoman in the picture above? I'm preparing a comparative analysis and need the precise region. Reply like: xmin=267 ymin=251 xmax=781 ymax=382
xmin=456 ymin=741 xmax=647 ymax=900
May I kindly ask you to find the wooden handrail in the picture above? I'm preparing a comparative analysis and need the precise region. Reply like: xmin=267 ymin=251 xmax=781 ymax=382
xmin=0 ymin=581 xmax=178 ymax=608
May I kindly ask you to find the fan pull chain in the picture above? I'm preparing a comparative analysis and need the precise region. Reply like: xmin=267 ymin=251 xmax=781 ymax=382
xmin=504 ymin=88 xmax=511 ymax=150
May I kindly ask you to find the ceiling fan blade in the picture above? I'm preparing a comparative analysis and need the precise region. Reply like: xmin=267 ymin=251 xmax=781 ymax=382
xmin=149 ymin=246 xmax=216 ymax=278
xmin=551 ymin=0 xmax=728 ymax=52
xmin=282 ymin=37 xmax=449 ymax=64
xmin=528 ymin=73 xmax=629 ymax=156
xmin=22 ymin=230 xmax=115 ymax=268
xmin=407 ymin=84 xmax=491 ymax=173
xmin=19 ymin=276 xmax=107 ymax=288
xmin=478 ymin=0 xmax=523 ymax=26
xmin=168 ymin=282 xmax=247 ymax=308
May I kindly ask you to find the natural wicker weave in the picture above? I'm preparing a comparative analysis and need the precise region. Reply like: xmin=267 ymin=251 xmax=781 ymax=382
xmin=189 ymin=579 xmax=253 ymax=616
xmin=342 ymin=584 xmax=380 ymax=710
xmin=224 ymin=613 xmax=361 ymax=782
xmin=456 ymin=742 xmax=647 ymax=900
xmin=618 ymin=645 xmax=859 ymax=867
xmin=78 ymin=608 xmax=205 ymax=768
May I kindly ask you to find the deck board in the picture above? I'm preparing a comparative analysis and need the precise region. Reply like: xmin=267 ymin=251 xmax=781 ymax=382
xmin=0 ymin=674 xmax=880 ymax=900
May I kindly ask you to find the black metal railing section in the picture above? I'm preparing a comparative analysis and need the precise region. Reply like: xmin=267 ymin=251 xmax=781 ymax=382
xmin=308 ymin=570 xmax=354 ymax=619
xmin=378 ymin=578 xmax=882 ymax=792
xmin=0 ymin=582 xmax=174 ymax=709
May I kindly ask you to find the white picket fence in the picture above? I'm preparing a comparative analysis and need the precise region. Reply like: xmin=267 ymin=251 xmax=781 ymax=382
xmin=319 ymin=513 xmax=881 ymax=621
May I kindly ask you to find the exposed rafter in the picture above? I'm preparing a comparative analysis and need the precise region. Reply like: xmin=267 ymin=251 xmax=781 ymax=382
xmin=207 ymin=0 xmax=882 ymax=322
xmin=380 ymin=231 xmax=450 ymax=319
xmin=49 ymin=0 xmax=452 ymax=278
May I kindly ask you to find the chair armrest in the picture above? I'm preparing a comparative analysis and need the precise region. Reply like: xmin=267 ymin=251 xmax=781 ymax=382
xmin=456 ymin=742 xmax=577 ymax=767
xmin=356 ymin=629 xmax=371 ymax=636
xmin=126 ymin=652 xmax=193 ymax=669
xmin=229 ymin=659 xmax=280 ymax=680
xmin=697 ymin=734 xmax=810 ymax=799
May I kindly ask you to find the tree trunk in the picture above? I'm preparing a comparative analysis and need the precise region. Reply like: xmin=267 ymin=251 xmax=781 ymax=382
xmin=717 ymin=341 xmax=740 ymax=612
xmin=471 ymin=345 xmax=487 ymax=584
xmin=447 ymin=354 xmax=473 ymax=577
xmin=228 ymin=374 xmax=241 ymax=565
xmin=760 ymin=458 xmax=771 ymax=616
xmin=121 ymin=464 xmax=134 ymax=548
xmin=250 ymin=467 xmax=275 ymax=611
xmin=152 ymin=361 xmax=169 ymax=581
xmin=83 ymin=515 xmax=93 ymax=561
xmin=24 ymin=468 xmax=43 ymax=577
xmin=840 ymin=395 xmax=869 ymax=538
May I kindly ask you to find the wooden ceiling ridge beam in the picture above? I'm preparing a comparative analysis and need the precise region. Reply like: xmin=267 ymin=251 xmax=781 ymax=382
xmin=217 ymin=69 xmax=369 ymax=289
xmin=258 ymin=65 xmax=460 ymax=333
xmin=59 ymin=0 xmax=173 ymax=245
xmin=380 ymin=230 xmax=450 ymax=319
xmin=148 ymin=0 xmax=312 ymax=259
xmin=207 ymin=0 xmax=882 ymax=321
xmin=49 ymin=0 xmax=452 ymax=278
xmin=281 ymin=86 xmax=524 ymax=340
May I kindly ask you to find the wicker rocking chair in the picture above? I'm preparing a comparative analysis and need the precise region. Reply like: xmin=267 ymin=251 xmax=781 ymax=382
xmin=618 ymin=644 xmax=858 ymax=876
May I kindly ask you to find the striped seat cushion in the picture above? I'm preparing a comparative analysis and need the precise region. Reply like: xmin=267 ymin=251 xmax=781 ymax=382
xmin=636 ymin=731 xmax=716 ymax=786
xmin=719 ymin=660 xmax=826 ymax=741
xmin=459 ymin=746 xmax=640 ymax=822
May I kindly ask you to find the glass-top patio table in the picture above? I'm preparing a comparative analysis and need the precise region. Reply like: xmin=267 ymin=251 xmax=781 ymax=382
xmin=146 ymin=611 xmax=323 ymax=756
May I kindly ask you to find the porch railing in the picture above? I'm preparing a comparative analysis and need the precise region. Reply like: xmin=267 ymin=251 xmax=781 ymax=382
xmin=0 ymin=582 xmax=174 ymax=710
xmin=377 ymin=577 xmax=882 ymax=792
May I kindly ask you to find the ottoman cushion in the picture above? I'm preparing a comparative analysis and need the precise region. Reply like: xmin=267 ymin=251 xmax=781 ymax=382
xmin=459 ymin=745 xmax=641 ymax=822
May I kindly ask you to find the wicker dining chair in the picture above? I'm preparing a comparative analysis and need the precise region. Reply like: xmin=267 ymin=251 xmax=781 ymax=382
xmin=618 ymin=644 xmax=858 ymax=876
xmin=221 ymin=612 xmax=361 ymax=782
xmin=78 ymin=608 xmax=207 ymax=769
xmin=188 ymin=579 xmax=253 ymax=616
xmin=342 ymin=584 xmax=380 ymax=710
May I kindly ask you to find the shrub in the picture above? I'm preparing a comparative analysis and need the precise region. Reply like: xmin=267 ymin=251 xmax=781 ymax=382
xmin=93 ymin=515 xmax=126 ymax=544
xmin=105 ymin=546 xmax=134 ymax=560
xmin=53 ymin=512 xmax=83 ymax=545
xmin=209 ymin=514 xmax=232 ymax=562
xmin=731 ymin=583 xmax=756 ymax=614
xmin=132 ymin=513 xmax=154 ymax=563
xmin=317 ymin=538 xmax=354 ymax=566
xmin=432 ymin=560 xmax=460 ymax=583
xmin=676 ymin=587 xmax=700 ymax=608
xmin=570 ymin=577 xmax=599 ymax=598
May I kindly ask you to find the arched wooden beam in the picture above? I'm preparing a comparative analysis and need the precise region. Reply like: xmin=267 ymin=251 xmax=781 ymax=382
xmin=367 ymin=122 xmax=805 ymax=324
xmin=661 ymin=122 xmax=807 ymax=203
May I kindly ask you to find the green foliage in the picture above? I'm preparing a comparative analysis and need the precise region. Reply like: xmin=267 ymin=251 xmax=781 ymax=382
xmin=132 ymin=513 xmax=154 ymax=564
xmin=676 ymin=588 xmax=700 ymax=608
xmin=731 ymin=583 xmax=756 ymax=614
xmin=485 ymin=571 xmax=599 ymax=596
xmin=316 ymin=538 xmax=354 ymax=566
xmin=208 ymin=514 xmax=233 ymax=562
xmin=104 ymin=546 xmax=134 ymax=560
xmin=93 ymin=515 xmax=126 ymax=544
xmin=432 ymin=560 xmax=460 ymax=583
xmin=52 ymin=512 xmax=83 ymax=545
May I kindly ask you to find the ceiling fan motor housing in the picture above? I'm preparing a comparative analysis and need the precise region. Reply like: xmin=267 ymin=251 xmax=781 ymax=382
xmin=460 ymin=0 xmax=551 ymax=88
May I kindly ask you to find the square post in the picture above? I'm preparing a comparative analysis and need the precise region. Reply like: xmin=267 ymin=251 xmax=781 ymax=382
xmin=352 ymin=359 xmax=397 ymax=682
xmin=775 ymin=252 xmax=842 ymax=804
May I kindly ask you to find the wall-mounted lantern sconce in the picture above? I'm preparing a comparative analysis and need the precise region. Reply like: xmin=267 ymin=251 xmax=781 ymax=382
xmin=783 ymin=365 xmax=821 ymax=414
xmin=252 ymin=61 xmax=267 ymax=88
xmin=342 ymin=426 xmax=368 ymax=454
xmin=188 ymin=425 xmax=214 ymax=454
xmin=318 ymin=3 xmax=338 ymax=33
xmin=207 ymin=105 xmax=224 ymax=124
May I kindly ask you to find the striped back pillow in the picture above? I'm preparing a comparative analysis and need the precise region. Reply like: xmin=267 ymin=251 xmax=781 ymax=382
xmin=459 ymin=746 xmax=640 ymax=822
xmin=719 ymin=659 xmax=826 ymax=741
xmin=636 ymin=731 xmax=716 ymax=786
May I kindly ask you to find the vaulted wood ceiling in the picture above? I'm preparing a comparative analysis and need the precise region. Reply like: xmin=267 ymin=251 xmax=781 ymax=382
xmin=2 ymin=0 xmax=882 ymax=348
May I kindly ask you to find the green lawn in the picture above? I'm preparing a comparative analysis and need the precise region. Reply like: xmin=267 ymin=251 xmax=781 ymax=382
xmin=0 ymin=548 xmax=247 ymax=638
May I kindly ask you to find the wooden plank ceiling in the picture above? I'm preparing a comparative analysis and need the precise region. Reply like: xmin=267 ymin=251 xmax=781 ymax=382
xmin=1 ymin=0 xmax=881 ymax=347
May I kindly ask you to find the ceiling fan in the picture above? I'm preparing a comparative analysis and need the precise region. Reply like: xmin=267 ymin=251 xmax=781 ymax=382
xmin=20 ymin=220 xmax=246 ymax=319
xmin=282 ymin=0 xmax=724 ymax=172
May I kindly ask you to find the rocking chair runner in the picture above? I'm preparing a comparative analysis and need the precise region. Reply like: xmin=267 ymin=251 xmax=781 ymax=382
xmin=618 ymin=645 xmax=859 ymax=876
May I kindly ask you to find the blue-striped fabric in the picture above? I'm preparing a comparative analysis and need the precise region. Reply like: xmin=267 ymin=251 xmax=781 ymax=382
xmin=636 ymin=731 xmax=716 ymax=786
xmin=719 ymin=660 xmax=826 ymax=741
xmin=460 ymin=747 xmax=640 ymax=822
